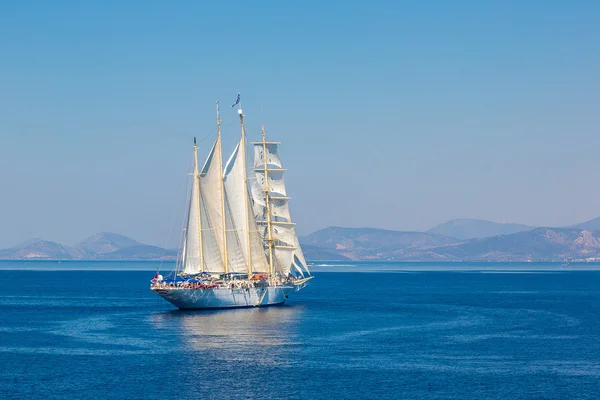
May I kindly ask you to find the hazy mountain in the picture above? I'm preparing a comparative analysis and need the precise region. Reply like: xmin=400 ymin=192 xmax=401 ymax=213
xmin=421 ymin=228 xmax=600 ymax=262
xmin=75 ymin=232 xmax=140 ymax=254
xmin=301 ymin=226 xmax=461 ymax=260
xmin=0 ymin=238 xmax=87 ymax=260
xmin=100 ymin=245 xmax=177 ymax=260
xmin=300 ymin=226 xmax=600 ymax=262
xmin=4 ymin=222 xmax=600 ymax=262
xmin=0 ymin=235 xmax=173 ymax=261
xmin=300 ymin=244 xmax=351 ymax=261
xmin=427 ymin=218 xmax=535 ymax=239
xmin=570 ymin=217 xmax=600 ymax=232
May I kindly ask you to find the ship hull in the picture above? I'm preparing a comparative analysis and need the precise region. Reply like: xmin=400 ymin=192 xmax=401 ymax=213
xmin=152 ymin=285 xmax=296 ymax=310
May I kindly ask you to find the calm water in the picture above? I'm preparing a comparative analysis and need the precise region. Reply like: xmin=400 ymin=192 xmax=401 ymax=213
xmin=1 ymin=264 xmax=599 ymax=399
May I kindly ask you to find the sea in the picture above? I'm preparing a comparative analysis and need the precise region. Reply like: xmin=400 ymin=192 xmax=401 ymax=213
xmin=1 ymin=261 xmax=599 ymax=400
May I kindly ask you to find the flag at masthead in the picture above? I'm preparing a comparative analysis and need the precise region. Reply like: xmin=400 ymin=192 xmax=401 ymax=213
xmin=231 ymin=92 xmax=240 ymax=108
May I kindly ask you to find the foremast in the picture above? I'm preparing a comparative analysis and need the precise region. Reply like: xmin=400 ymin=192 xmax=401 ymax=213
xmin=181 ymin=105 xmax=229 ymax=276
xmin=181 ymin=137 xmax=204 ymax=275
xmin=194 ymin=138 xmax=204 ymax=272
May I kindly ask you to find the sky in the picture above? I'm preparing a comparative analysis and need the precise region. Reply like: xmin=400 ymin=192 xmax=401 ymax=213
xmin=1 ymin=0 xmax=600 ymax=248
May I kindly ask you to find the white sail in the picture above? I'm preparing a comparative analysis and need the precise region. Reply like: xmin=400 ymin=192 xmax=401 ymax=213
xmin=254 ymin=143 xmax=283 ymax=169
xmin=151 ymin=105 xmax=313 ymax=311
xmin=274 ymin=246 xmax=294 ymax=276
xmin=270 ymin=197 xmax=292 ymax=222
xmin=182 ymin=151 xmax=202 ymax=275
xmin=250 ymin=179 xmax=266 ymax=219
xmin=247 ymin=194 xmax=269 ymax=273
xmin=199 ymin=137 xmax=226 ymax=272
xmin=276 ymin=224 xmax=298 ymax=244
xmin=224 ymin=140 xmax=269 ymax=274
xmin=224 ymin=193 xmax=248 ymax=273
xmin=199 ymin=192 xmax=224 ymax=273
xmin=255 ymin=170 xmax=287 ymax=198
xmin=251 ymin=141 xmax=311 ymax=278
xmin=292 ymin=236 xmax=310 ymax=277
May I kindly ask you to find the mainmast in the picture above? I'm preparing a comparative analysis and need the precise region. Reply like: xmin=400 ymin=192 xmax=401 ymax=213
xmin=194 ymin=137 xmax=204 ymax=272
xmin=238 ymin=104 xmax=253 ymax=276
xmin=217 ymin=102 xmax=228 ymax=274
xmin=261 ymin=126 xmax=276 ymax=280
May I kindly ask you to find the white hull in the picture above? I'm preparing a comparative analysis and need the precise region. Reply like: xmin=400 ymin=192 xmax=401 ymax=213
xmin=152 ymin=285 xmax=297 ymax=309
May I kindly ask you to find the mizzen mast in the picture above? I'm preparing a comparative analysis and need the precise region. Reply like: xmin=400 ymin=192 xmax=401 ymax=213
xmin=261 ymin=125 xmax=276 ymax=280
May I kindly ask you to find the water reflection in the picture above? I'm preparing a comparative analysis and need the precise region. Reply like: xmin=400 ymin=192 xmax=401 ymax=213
xmin=150 ymin=305 xmax=306 ymax=365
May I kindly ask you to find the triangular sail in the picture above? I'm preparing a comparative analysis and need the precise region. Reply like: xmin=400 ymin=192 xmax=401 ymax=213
xmin=292 ymin=237 xmax=308 ymax=278
xmin=199 ymin=191 xmax=224 ymax=273
xmin=224 ymin=192 xmax=248 ymax=273
xmin=182 ymin=146 xmax=202 ymax=275
xmin=224 ymin=140 xmax=269 ymax=274
xmin=199 ymin=137 xmax=226 ymax=272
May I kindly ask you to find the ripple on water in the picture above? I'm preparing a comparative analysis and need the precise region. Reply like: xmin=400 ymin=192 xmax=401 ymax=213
xmin=1 ymin=269 xmax=599 ymax=399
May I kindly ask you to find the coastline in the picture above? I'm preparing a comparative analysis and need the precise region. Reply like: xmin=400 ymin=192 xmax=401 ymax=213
xmin=3 ymin=259 xmax=600 ymax=272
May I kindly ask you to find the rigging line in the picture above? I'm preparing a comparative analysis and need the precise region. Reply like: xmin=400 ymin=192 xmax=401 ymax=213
xmin=196 ymin=130 xmax=215 ymax=145
xmin=158 ymin=159 xmax=192 ymax=273
xmin=174 ymin=156 xmax=195 ymax=274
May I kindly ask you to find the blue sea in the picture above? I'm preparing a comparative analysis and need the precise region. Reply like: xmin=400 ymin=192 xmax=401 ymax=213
xmin=1 ymin=261 xmax=599 ymax=399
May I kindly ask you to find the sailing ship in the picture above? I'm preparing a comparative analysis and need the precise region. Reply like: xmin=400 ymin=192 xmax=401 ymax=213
xmin=151 ymin=100 xmax=313 ymax=309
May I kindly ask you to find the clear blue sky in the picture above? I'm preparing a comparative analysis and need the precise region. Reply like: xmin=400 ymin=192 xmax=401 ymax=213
xmin=1 ymin=0 xmax=599 ymax=248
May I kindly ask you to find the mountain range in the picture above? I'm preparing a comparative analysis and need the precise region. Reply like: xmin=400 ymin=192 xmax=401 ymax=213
xmin=426 ymin=218 xmax=534 ymax=240
xmin=426 ymin=217 xmax=600 ymax=239
xmin=3 ymin=217 xmax=600 ymax=262
xmin=300 ymin=226 xmax=600 ymax=262
xmin=0 ymin=233 xmax=177 ymax=261
xmin=300 ymin=216 xmax=600 ymax=261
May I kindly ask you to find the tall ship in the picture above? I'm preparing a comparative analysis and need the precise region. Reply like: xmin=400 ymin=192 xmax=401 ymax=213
xmin=151 ymin=98 xmax=313 ymax=309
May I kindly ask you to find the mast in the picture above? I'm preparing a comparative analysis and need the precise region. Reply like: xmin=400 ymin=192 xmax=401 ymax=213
xmin=194 ymin=137 xmax=203 ymax=272
xmin=181 ymin=197 xmax=189 ymax=275
xmin=261 ymin=126 xmax=275 ymax=280
xmin=217 ymin=102 xmax=228 ymax=274
xmin=238 ymin=105 xmax=253 ymax=276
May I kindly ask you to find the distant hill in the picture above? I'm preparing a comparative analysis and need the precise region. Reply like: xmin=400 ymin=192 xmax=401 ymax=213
xmin=570 ymin=217 xmax=600 ymax=232
xmin=423 ymin=228 xmax=600 ymax=262
xmin=299 ymin=226 xmax=600 ymax=262
xmin=75 ymin=232 xmax=140 ymax=254
xmin=301 ymin=244 xmax=351 ymax=261
xmin=100 ymin=245 xmax=177 ymax=260
xmin=0 ymin=235 xmax=175 ymax=261
xmin=427 ymin=218 xmax=535 ymax=239
xmin=0 ymin=238 xmax=87 ymax=260
xmin=300 ymin=226 xmax=461 ymax=260
xmin=5 ymin=219 xmax=600 ymax=262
